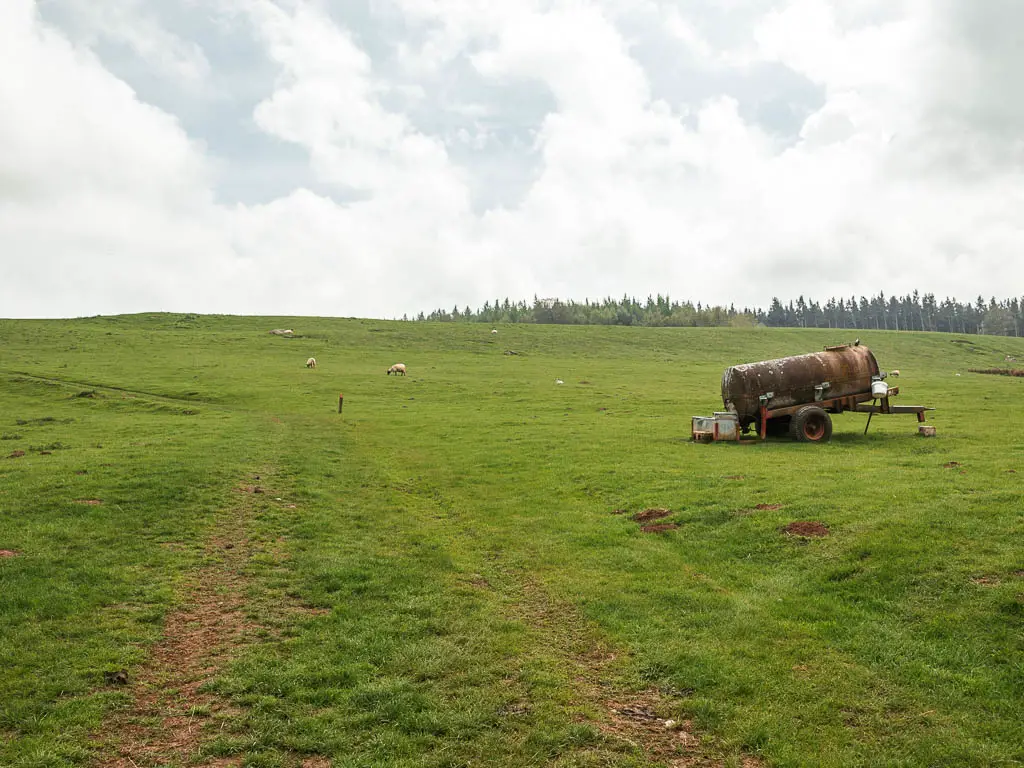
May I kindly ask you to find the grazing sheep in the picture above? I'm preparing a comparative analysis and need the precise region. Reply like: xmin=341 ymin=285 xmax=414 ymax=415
xmin=387 ymin=363 xmax=407 ymax=376
xmin=890 ymin=369 xmax=900 ymax=377
xmin=306 ymin=357 xmax=317 ymax=368
xmin=491 ymin=329 xmax=498 ymax=334
xmin=270 ymin=329 xmax=294 ymax=336
xmin=555 ymin=379 xmax=564 ymax=385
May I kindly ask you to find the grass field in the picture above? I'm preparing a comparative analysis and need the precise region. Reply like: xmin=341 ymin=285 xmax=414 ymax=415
xmin=1 ymin=314 xmax=1022 ymax=768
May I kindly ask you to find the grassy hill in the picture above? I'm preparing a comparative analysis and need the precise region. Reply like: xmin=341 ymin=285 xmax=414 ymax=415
xmin=1 ymin=315 xmax=1022 ymax=767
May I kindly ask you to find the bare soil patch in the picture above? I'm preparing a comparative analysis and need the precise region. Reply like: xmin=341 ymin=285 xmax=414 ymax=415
xmin=632 ymin=508 xmax=671 ymax=523
xmin=723 ymin=475 xmax=745 ymax=481
xmin=7 ymin=450 xmax=25 ymax=459
xmin=754 ymin=504 xmax=783 ymax=511
xmin=782 ymin=521 xmax=830 ymax=538
xmin=76 ymin=499 xmax=103 ymax=506
xmin=944 ymin=461 xmax=961 ymax=469
xmin=970 ymin=575 xmax=1001 ymax=587
xmin=641 ymin=524 xmax=680 ymax=533
xmin=968 ymin=367 xmax=1024 ymax=377
xmin=0 ymin=549 xmax=21 ymax=558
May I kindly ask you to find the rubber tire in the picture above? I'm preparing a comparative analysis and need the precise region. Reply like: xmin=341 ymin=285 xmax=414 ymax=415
xmin=790 ymin=406 xmax=833 ymax=443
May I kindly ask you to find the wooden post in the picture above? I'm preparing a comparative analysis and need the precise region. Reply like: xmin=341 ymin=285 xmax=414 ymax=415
xmin=338 ymin=393 xmax=344 ymax=414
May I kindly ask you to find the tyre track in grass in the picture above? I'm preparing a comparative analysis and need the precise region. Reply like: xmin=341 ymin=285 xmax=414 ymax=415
xmin=92 ymin=470 xmax=328 ymax=768
xmin=0 ymin=370 xmax=227 ymax=410
xmin=383 ymin=462 xmax=764 ymax=767
xmin=491 ymin=575 xmax=765 ymax=768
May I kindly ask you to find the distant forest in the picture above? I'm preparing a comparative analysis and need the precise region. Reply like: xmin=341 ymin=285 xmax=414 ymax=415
xmin=412 ymin=292 xmax=1024 ymax=336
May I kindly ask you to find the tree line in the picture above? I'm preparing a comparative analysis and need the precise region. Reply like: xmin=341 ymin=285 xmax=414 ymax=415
xmin=410 ymin=292 xmax=1024 ymax=336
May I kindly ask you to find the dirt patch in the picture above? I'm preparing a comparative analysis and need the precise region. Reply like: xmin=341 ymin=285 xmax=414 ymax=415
xmin=943 ymin=461 xmax=961 ymax=469
xmin=7 ymin=450 xmax=25 ymax=459
xmin=970 ymin=575 xmax=1001 ymax=587
xmin=754 ymin=504 xmax=783 ymax=511
xmin=723 ymin=475 xmax=745 ymax=481
xmin=641 ymin=524 xmax=680 ymax=534
xmin=75 ymin=499 xmax=103 ymax=505
xmin=968 ymin=367 xmax=1024 ymax=377
xmin=0 ymin=549 xmax=21 ymax=558
xmin=782 ymin=521 xmax=830 ymax=538
xmin=468 ymin=574 xmax=491 ymax=589
xmin=632 ymin=508 xmax=671 ymax=523
xmin=93 ymin=471 xmax=330 ymax=768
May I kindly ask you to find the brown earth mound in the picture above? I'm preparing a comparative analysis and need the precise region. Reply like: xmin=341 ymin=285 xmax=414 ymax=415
xmin=782 ymin=521 xmax=829 ymax=537
xmin=642 ymin=524 xmax=680 ymax=533
xmin=755 ymin=503 xmax=783 ymax=511
xmin=0 ymin=549 xmax=20 ymax=558
xmin=632 ymin=508 xmax=671 ymax=523
xmin=968 ymin=368 xmax=1024 ymax=377
xmin=7 ymin=450 xmax=25 ymax=459
xmin=944 ymin=461 xmax=961 ymax=468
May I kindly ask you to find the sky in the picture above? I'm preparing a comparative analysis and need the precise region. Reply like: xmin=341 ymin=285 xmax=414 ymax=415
xmin=1 ymin=0 xmax=1022 ymax=319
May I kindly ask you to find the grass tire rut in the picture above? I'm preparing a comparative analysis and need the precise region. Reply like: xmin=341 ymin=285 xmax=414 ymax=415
xmin=91 ymin=472 xmax=325 ymax=768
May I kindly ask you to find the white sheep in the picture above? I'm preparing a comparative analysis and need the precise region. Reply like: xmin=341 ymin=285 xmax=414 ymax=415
xmin=387 ymin=363 xmax=407 ymax=376
xmin=491 ymin=329 xmax=498 ymax=334
xmin=270 ymin=329 xmax=294 ymax=336
xmin=890 ymin=369 xmax=900 ymax=377
xmin=555 ymin=379 xmax=564 ymax=385
xmin=306 ymin=357 xmax=317 ymax=368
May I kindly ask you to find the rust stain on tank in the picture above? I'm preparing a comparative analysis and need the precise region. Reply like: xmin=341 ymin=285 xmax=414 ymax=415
xmin=722 ymin=344 xmax=880 ymax=423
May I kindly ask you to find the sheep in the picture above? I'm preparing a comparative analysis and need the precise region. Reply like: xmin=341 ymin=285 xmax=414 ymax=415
xmin=306 ymin=357 xmax=317 ymax=368
xmin=889 ymin=369 xmax=900 ymax=377
xmin=491 ymin=329 xmax=498 ymax=334
xmin=270 ymin=329 xmax=294 ymax=336
xmin=387 ymin=363 xmax=407 ymax=376
xmin=555 ymin=379 xmax=564 ymax=385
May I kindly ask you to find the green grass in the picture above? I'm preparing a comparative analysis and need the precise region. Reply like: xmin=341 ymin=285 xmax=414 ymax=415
xmin=1 ymin=314 xmax=1022 ymax=767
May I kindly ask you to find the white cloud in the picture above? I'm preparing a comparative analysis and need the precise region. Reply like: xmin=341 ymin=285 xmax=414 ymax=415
xmin=2 ymin=0 xmax=1023 ymax=319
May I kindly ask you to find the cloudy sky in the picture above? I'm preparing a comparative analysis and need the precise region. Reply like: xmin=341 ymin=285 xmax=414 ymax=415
xmin=1 ymin=0 xmax=1021 ymax=319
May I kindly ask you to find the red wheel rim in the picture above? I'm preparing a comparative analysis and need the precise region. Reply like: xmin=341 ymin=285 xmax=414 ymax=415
xmin=804 ymin=415 xmax=826 ymax=440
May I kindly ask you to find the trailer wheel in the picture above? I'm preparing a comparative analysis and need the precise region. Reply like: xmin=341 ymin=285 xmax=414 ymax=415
xmin=790 ymin=406 xmax=832 ymax=443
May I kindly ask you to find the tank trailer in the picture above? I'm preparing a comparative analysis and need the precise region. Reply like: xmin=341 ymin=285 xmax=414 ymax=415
xmin=692 ymin=342 xmax=933 ymax=443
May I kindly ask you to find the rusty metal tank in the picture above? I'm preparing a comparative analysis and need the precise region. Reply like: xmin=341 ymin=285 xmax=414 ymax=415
xmin=722 ymin=344 xmax=880 ymax=423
